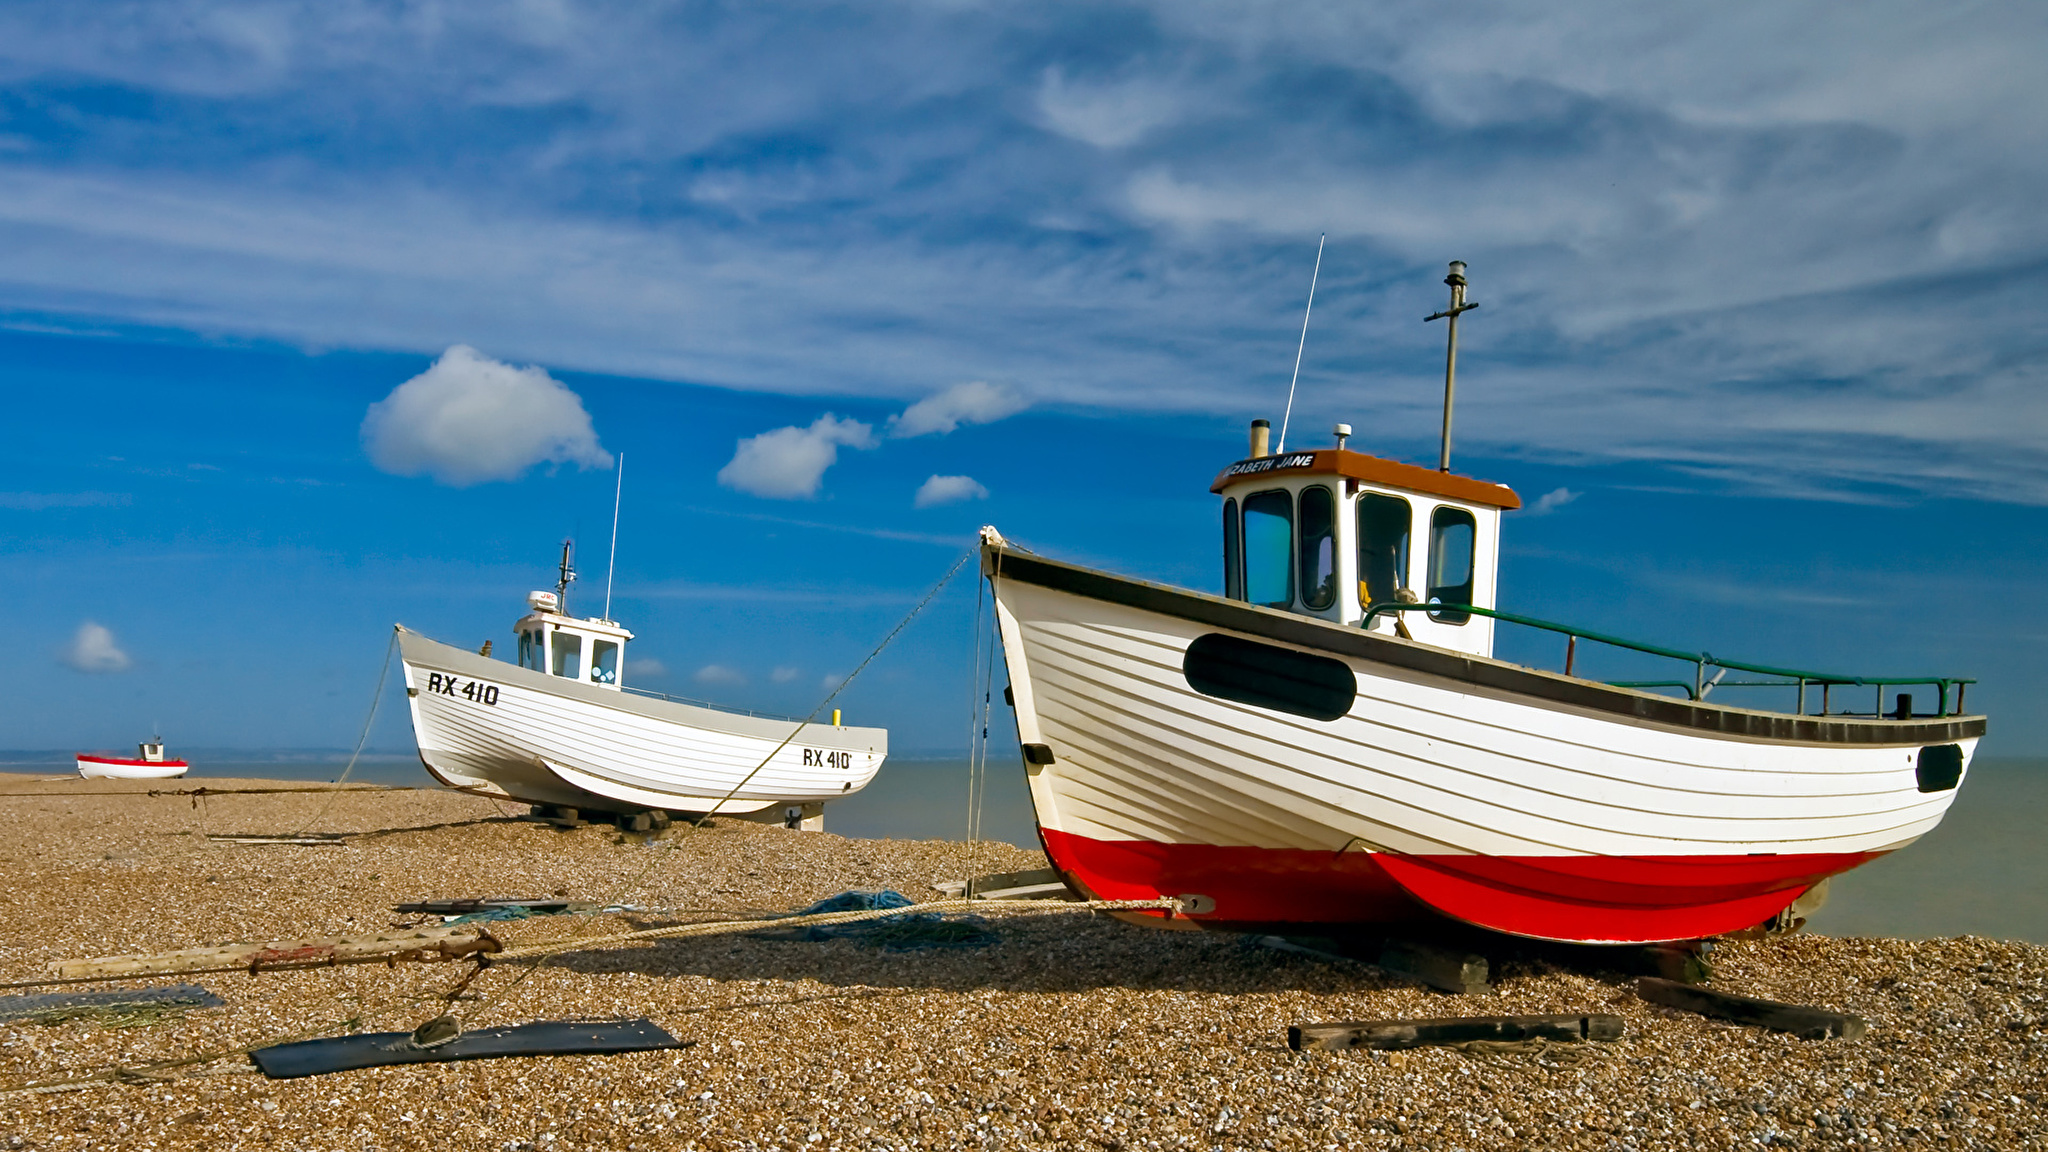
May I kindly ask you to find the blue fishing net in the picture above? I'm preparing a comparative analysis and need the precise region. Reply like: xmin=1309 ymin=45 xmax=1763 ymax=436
xmin=791 ymin=889 xmax=998 ymax=951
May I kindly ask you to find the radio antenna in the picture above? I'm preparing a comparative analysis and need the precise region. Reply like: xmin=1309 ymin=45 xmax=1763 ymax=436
xmin=602 ymin=454 xmax=624 ymax=623
xmin=1276 ymin=233 xmax=1325 ymax=454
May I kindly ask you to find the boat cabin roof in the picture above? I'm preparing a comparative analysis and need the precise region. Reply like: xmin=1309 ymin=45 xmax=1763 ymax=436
xmin=515 ymin=611 xmax=635 ymax=642
xmin=1211 ymin=448 xmax=1521 ymax=510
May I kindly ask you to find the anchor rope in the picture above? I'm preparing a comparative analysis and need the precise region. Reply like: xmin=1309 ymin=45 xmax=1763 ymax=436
xmin=488 ymin=895 xmax=1182 ymax=962
xmin=291 ymin=628 xmax=398 ymax=836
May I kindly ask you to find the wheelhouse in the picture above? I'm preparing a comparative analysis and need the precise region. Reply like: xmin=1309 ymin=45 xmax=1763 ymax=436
xmin=1212 ymin=420 xmax=1521 ymax=659
xmin=513 ymin=591 xmax=635 ymax=691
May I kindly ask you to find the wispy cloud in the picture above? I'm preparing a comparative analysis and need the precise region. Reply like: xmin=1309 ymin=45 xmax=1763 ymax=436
xmin=0 ymin=492 xmax=129 ymax=510
xmin=57 ymin=621 xmax=131 ymax=673
xmin=1525 ymin=487 xmax=1579 ymax=515
xmin=693 ymin=664 xmax=746 ymax=687
xmin=888 ymin=382 xmax=1027 ymax=439
xmin=0 ymin=4 xmax=2045 ymax=500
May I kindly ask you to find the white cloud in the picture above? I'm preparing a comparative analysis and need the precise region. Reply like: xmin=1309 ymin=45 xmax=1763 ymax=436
xmin=770 ymin=665 xmax=801 ymax=683
xmin=693 ymin=664 xmax=746 ymax=686
xmin=1035 ymin=66 xmax=1187 ymax=149
xmin=914 ymin=474 xmax=989 ymax=508
xmin=361 ymin=345 xmax=612 ymax=487
xmin=1527 ymin=487 xmax=1580 ymax=515
xmin=717 ymin=414 xmax=876 ymax=499
xmin=624 ymin=657 xmax=667 ymax=678
xmin=59 ymin=621 xmax=131 ymax=673
xmin=889 ymin=382 xmax=1027 ymax=439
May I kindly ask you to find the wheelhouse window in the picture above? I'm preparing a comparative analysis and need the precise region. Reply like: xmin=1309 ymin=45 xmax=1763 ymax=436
xmin=1357 ymin=493 xmax=1412 ymax=609
xmin=1298 ymin=486 xmax=1337 ymax=610
xmin=590 ymin=640 xmax=619 ymax=685
xmin=517 ymin=630 xmax=542 ymax=672
xmin=550 ymin=631 xmax=582 ymax=679
xmin=1241 ymin=490 xmax=1294 ymax=609
xmin=1427 ymin=506 xmax=1477 ymax=624
xmin=1222 ymin=497 xmax=1243 ymax=601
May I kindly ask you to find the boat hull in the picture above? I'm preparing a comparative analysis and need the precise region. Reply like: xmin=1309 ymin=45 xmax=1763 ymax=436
xmin=397 ymin=628 xmax=886 ymax=816
xmin=76 ymin=755 xmax=190 ymax=780
xmin=987 ymin=548 xmax=1983 ymax=943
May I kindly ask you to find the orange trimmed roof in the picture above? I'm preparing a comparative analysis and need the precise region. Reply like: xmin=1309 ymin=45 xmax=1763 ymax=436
xmin=1210 ymin=449 xmax=1522 ymax=510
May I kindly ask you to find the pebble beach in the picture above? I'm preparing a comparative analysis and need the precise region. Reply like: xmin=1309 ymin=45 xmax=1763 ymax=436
xmin=0 ymin=774 xmax=2043 ymax=1150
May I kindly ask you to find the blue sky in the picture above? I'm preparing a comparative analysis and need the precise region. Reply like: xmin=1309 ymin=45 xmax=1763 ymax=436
xmin=2 ymin=2 xmax=2044 ymax=756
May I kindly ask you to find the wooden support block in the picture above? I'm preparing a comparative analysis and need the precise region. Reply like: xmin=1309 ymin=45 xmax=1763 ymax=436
xmin=1289 ymin=1013 xmax=1625 ymax=1052
xmin=1637 ymin=977 xmax=1866 ymax=1040
xmin=1378 ymin=938 xmax=1490 ymax=995
xmin=1639 ymin=943 xmax=1713 ymax=985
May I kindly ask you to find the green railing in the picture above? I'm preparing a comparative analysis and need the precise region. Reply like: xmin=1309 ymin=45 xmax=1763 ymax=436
xmin=1360 ymin=601 xmax=1974 ymax=718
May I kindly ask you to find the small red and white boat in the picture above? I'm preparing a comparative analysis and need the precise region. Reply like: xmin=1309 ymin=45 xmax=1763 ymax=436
xmin=77 ymin=740 xmax=190 ymax=780
xmin=982 ymin=267 xmax=1984 ymax=946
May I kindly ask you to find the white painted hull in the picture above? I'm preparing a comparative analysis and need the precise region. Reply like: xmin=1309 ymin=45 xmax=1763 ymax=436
xmin=76 ymin=755 xmax=190 ymax=780
xmin=987 ymin=548 xmax=1983 ymax=942
xmin=397 ymin=628 xmax=886 ymax=815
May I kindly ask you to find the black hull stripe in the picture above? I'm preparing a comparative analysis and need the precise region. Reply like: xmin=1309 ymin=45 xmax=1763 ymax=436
xmin=988 ymin=549 xmax=1986 ymax=747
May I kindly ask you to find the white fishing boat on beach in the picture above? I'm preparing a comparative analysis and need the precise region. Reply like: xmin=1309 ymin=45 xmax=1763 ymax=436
xmin=982 ymin=262 xmax=1985 ymax=945
xmin=399 ymin=543 xmax=886 ymax=827
xmin=76 ymin=740 xmax=189 ymax=780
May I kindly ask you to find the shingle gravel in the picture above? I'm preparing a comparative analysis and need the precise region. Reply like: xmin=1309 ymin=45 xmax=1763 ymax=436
xmin=0 ymin=774 xmax=2042 ymax=1150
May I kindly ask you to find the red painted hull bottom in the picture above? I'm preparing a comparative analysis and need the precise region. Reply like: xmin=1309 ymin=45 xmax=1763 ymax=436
xmin=1039 ymin=828 xmax=1883 ymax=944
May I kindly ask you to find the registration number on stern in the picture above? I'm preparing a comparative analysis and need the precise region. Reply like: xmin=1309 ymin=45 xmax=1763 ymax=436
xmin=422 ymin=671 xmax=499 ymax=706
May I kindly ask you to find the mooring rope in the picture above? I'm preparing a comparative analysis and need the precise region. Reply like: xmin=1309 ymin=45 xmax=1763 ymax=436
xmin=290 ymin=628 xmax=398 ymax=836
xmin=488 ymin=895 xmax=1185 ymax=963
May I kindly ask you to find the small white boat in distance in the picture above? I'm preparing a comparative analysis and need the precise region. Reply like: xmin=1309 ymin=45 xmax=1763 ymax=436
xmin=77 ymin=740 xmax=190 ymax=780
xmin=397 ymin=546 xmax=887 ymax=828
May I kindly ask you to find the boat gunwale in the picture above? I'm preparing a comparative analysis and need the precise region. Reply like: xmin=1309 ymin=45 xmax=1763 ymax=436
xmin=985 ymin=546 xmax=1985 ymax=747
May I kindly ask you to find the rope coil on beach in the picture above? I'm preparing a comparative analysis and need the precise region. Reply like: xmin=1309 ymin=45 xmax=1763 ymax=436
xmin=489 ymin=895 xmax=1187 ymax=962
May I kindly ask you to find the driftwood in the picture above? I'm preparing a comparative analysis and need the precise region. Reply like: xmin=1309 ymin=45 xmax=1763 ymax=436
xmin=1290 ymin=1013 xmax=1625 ymax=1052
xmin=53 ymin=925 xmax=500 ymax=981
xmin=1637 ymin=976 xmax=1867 ymax=1040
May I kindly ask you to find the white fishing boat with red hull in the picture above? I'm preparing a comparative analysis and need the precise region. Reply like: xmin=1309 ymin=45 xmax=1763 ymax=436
xmin=77 ymin=740 xmax=189 ymax=780
xmin=983 ymin=270 xmax=1983 ymax=946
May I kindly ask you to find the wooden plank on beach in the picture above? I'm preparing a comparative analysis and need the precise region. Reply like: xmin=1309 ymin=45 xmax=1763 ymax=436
xmin=1636 ymin=976 xmax=1867 ymax=1040
xmin=52 ymin=925 xmax=500 ymax=981
xmin=1289 ymin=1013 xmax=1625 ymax=1052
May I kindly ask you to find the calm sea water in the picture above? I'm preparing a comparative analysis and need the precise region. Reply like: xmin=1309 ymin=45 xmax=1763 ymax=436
xmin=8 ymin=750 xmax=2039 ymax=944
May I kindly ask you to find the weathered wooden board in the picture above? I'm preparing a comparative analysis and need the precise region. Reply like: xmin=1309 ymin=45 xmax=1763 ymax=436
xmin=1290 ymin=1013 xmax=1625 ymax=1052
xmin=1637 ymin=977 xmax=1867 ymax=1040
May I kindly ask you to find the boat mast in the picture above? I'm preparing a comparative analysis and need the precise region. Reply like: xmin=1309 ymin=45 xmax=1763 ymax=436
xmin=602 ymin=453 xmax=624 ymax=623
xmin=555 ymin=538 xmax=577 ymax=614
xmin=1424 ymin=260 xmax=1479 ymax=472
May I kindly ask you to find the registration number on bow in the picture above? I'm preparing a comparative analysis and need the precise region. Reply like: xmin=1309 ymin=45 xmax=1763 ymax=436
xmin=423 ymin=672 xmax=499 ymax=706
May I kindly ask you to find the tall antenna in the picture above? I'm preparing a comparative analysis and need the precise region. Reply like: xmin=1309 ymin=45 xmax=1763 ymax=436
xmin=1276 ymin=233 xmax=1326 ymax=454
xmin=603 ymin=454 xmax=624 ymax=623
xmin=1424 ymin=260 xmax=1479 ymax=472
